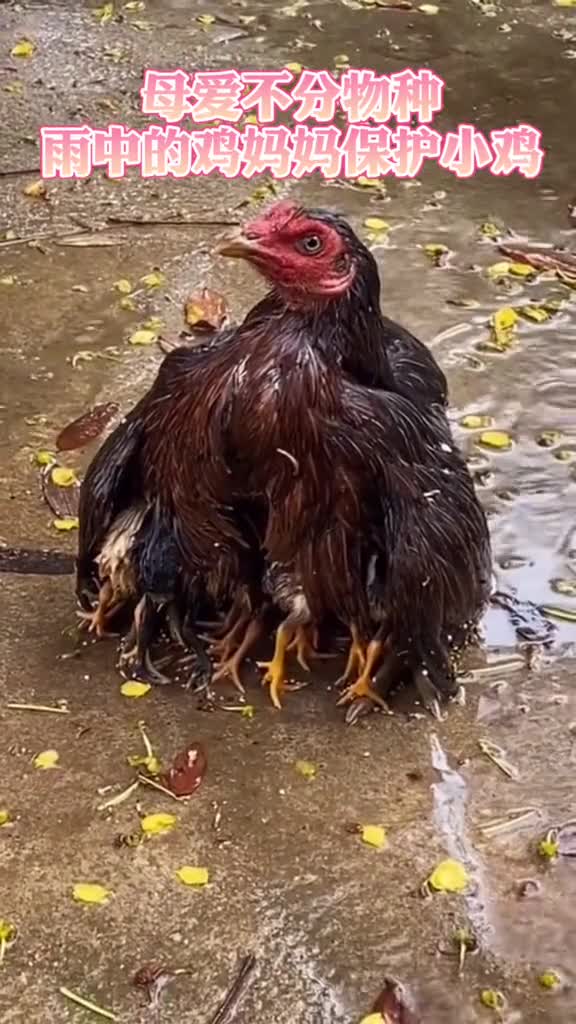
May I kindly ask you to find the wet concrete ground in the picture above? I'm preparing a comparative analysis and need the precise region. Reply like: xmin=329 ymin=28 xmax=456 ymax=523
xmin=1 ymin=0 xmax=576 ymax=1021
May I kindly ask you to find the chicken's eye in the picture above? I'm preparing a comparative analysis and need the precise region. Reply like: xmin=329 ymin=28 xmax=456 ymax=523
xmin=296 ymin=234 xmax=323 ymax=255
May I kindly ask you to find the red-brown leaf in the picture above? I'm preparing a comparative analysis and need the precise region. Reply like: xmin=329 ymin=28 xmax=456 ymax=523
xmin=41 ymin=463 xmax=80 ymax=518
xmin=160 ymin=744 xmax=207 ymax=797
xmin=184 ymin=288 xmax=228 ymax=333
xmin=56 ymin=402 xmax=120 ymax=451
xmin=372 ymin=978 xmax=420 ymax=1023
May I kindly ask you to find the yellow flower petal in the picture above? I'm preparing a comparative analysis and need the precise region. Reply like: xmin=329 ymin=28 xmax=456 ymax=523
xmin=538 ymin=970 xmax=561 ymax=990
xmin=361 ymin=825 xmax=387 ymax=849
xmin=33 ymin=749 xmax=59 ymax=769
xmin=140 ymin=812 xmax=177 ymax=835
xmin=72 ymin=883 xmax=111 ymax=905
xmin=459 ymin=414 xmax=493 ymax=429
xmin=428 ymin=858 xmax=469 ymax=892
xmin=176 ymin=866 xmax=209 ymax=887
xmin=113 ymin=278 xmax=132 ymax=294
xmin=359 ymin=1016 xmax=385 ymax=1024
xmin=477 ymin=430 xmax=513 ymax=451
xmin=35 ymin=450 xmax=56 ymax=466
xmin=140 ymin=270 xmax=165 ymax=289
xmin=120 ymin=681 xmax=151 ymax=698
xmin=129 ymin=328 xmax=157 ymax=347
xmin=0 ymin=920 xmax=16 ymax=943
xmin=0 ymin=810 xmax=11 ymax=827
xmin=51 ymin=466 xmax=78 ymax=487
xmin=53 ymin=517 xmax=79 ymax=531
xmin=94 ymin=2 xmax=115 ymax=23
xmin=11 ymin=39 xmax=36 ymax=58
xmin=284 ymin=62 xmax=303 ymax=74
xmin=363 ymin=217 xmax=390 ymax=233
xmin=295 ymin=759 xmax=317 ymax=779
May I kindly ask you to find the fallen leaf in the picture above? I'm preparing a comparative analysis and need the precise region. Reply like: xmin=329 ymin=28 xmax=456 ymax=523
xmin=354 ymin=176 xmax=386 ymax=190
xmin=23 ymin=180 xmax=47 ymax=200
xmin=538 ymin=970 xmax=561 ymax=989
xmin=477 ymin=430 xmax=512 ymax=451
xmin=53 ymin=517 xmax=79 ymax=531
xmin=129 ymin=328 xmax=158 ymax=347
xmin=196 ymin=13 xmax=216 ymax=25
xmin=489 ymin=306 xmax=519 ymax=350
xmin=295 ymin=759 xmax=317 ymax=779
xmin=487 ymin=261 xmax=536 ymax=281
xmin=119 ymin=296 xmax=136 ymax=311
xmin=0 ymin=811 xmax=11 ymax=827
xmin=33 ymin=749 xmax=59 ymax=769
xmin=424 ymin=243 xmax=450 ymax=267
xmin=73 ymin=883 xmax=111 ymax=905
xmin=371 ymin=977 xmax=420 ymax=1023
xmin=284 ymin=61 xmax=303 ymax=73
xmin=427 ymin=858 xmax=469 ymax=893
xmin=360 ymin=1016 xmax=384 ymax=1024
xmin=140 ymin=812 xmax=177 ymax=835
xmin=35 ymin=450 xmax=56 ymax=466
xmin=121 ymin=681 xmax=151 ymax=698
xmin=51 ymin=466 xmax=79 ymax=488
xmin=184 ymin=287 xmax=228 ymax=332
xmin=143 ymin=316 xmax=164 ymax=331
xmin=56 ymin=402 xmax=119 ymax=451
xmin=459 ymin=414 xmax=493 ymax=429
xmin=160 ymin=743 xmax=207 ymax=797
xmin=361 ymin=825 xmax=388 ymax=849
xmin=554 ymin=0 xmax=576 ymax=6
xmin=241 ymin=704 xmax=255 ymax=719
xmin=94 ymin=2 xmax=115 ymax=23
xmin=176 ymin=866 xmax=209 ymax=886
xmin=11 ymin=39 xmax=36 ymax=58
xmin=480 ymin=990 xmax=505 ymax=1010
xmin=113 ymin=278 xmax=132 ymax=294
xmin=140 ymin=269 xmax=165 ymax=289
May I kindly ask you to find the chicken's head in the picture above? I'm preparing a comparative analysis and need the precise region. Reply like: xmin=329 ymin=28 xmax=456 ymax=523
xmin=216 ymin=201 xmax=361 ymax=302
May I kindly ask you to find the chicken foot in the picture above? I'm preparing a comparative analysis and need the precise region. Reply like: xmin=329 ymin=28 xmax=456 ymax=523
xmin=119 ymin=594 xmax=171 ymax=686
xmin=211 ymin=615 xmax=265 ymax=693
xmin=165 ymin=604 xmax=213 ymax=693
xmin=334 ymin=624 xmax=368 ymax=690
xmin=285 ymin=625 xmax=336 ymax=672
xmin=337 ymin=629 xmax=390 ymax=711
xmin=77 ymin=578 xmax=124 ymax=639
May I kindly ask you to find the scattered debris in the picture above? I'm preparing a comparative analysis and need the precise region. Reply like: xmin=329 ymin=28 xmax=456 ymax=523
xmin=480 ymin=989 xmax=506 ymax=1011
xmin=6 ymin=701 xmax=69 ymax=714
xmin=476 ymin=430 xmax=513 ymax=451
xmin=160 ymin=744 xmax=207 ymax=797
xmin=60 ymin=987 xmax=117 ymax=1021
xmin=360 ymin=824 xmax=388 ymax=849
xmin=424 ymin=243 xmax=450 ymax=267
xmin=207 ymin=954 xmax=256 ymax=1024
xmin=538 ymin=969 xmax=562 ymax=990
xmin=133 ymin=964 xmax=191 ymax=1011
xmin=97 ymin=780 xmax=140 ymax=812
xmin=424 ymin=858 xmax=470 ymax=894
xmin=478 ymin=739 xmax=519 ymax=779
xmin=140 ymin=812 xmax=177 ymax=835
xmin=369 ymin=976 xmax=420 ymax=1022
xmin=184 ymin=288 xmax=229 ymax=333
xmin=33 ymin=749 xmax=60 ymax=769
xmin=498 ymin=243 xmax=576 ymax=277
xmin=56 ymin=403 xmax=120 ymax=451
xmin=120 ymin=681 xmax=151 ymax=698
xmin=294 ymin=759 xmax=317 ymax=779
xmin=41 ymin=461 xmax=80 ymax=518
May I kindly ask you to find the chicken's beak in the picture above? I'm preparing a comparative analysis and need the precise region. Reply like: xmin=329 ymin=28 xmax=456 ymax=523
xmin=215 ymin=229 xmax=263 ymax=260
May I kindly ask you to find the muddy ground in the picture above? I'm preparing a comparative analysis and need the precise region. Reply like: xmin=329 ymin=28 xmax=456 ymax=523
xmin=1 ymin=0 xmax=576 ymax=1021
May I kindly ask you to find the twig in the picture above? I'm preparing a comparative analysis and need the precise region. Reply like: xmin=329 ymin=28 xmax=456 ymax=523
xmin=208 ymin=954 xmax=256 ymax=1024
xmin=0 ymin=232 xmax=53 ymax=248
xmin=0 ymin=166 xmax=41 ymax=178
xmin=97 ymin=780 xmax=140 ymax=812
xmin=59 ymin=988 xmax=117 ymax=1021
xmin=6 ymin=702 xmax=69 ymax=714
xmin=106 ymin=215 xmax=240 ymax=227
xmin=137 ymin=773 xmax=185 ymax=802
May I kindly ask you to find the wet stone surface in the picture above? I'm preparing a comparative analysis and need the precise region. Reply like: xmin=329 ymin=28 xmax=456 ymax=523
xmin=1 ymin=0 xmax=576 ymax=1021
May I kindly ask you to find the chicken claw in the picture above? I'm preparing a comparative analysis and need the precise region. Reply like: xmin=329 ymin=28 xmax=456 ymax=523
xmin=335 ymin=624 xmax=367 ymax=690
xmin=337 ymin=634 xmax=388 ymax=711
xmin=211 ymin=617 xmax=264 ymax=695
